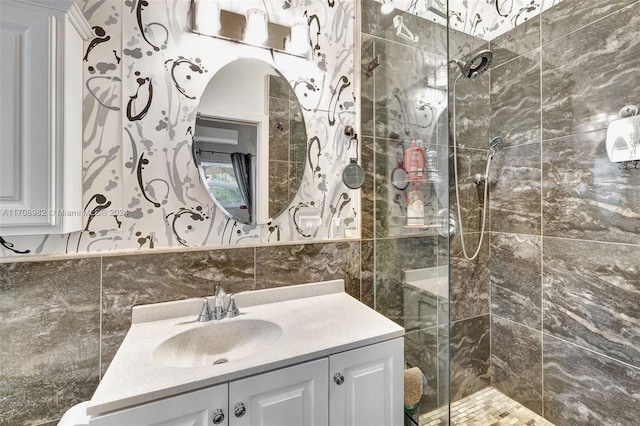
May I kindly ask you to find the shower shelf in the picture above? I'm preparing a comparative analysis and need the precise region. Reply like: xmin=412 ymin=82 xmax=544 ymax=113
xmin=391 ymin=178 xmax=442 ymax=185
xmin=403 ymin=224 xmax=441 ymax=229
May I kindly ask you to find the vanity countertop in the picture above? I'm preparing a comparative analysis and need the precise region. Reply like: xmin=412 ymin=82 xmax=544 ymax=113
xmin=87 ymin=280 xmax=404 ymax=416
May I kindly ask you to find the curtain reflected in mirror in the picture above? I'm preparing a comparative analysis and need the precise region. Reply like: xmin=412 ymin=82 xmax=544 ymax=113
xmin=230 ymin=153 xmax=253 ymax=222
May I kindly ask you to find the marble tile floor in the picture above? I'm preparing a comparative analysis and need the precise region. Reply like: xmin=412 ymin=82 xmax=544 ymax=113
xmin=419 ymin=387 xmax=555 ymax=426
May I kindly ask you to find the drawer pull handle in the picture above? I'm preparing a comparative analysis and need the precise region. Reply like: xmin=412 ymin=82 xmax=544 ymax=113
xmin=235 ymin=402 xmax=246 ymax=417
xmin=212 ymin=408 xmax=225 ymax=424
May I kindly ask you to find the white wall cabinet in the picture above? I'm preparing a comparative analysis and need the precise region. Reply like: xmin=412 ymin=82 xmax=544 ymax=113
xmin=0 ymin=0 xmax=92 ymax=235
xmin=88 ymin=339 xmax=403 ymax=426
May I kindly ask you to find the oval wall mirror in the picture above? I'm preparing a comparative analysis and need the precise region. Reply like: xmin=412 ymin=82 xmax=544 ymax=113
xmin=193 ymin=58 xmax=307 ymax=225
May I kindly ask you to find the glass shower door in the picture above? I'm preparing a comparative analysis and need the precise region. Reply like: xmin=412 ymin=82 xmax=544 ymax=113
xmin=359 ymin=0 xmax=451 ymax=424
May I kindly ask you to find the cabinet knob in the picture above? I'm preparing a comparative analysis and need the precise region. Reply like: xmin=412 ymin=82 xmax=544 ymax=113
xmin=212 ymin=408 xmax=225 ymax=424
xmin=234 ymin=402 xmax=246 ymax=418
xmin=333 ymin=372 xmax=345 ymax=385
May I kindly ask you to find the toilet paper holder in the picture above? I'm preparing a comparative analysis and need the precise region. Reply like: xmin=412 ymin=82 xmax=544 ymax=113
xmin=606 ymin=105 xmax=640 ymax=166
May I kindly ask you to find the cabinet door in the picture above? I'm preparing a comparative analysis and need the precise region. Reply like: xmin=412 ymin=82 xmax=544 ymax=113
xmin=89 ymin=384 xmax=229 ymax=426
xmin=0 ymin=0 xmax=87 ymax=235
xmin=229 ymin=358 xmax=329 ymax=426
xmin=329 ymin=338 xmax=404 ymax=426
xmin=0 ymin=2 xmax=52 ymax=227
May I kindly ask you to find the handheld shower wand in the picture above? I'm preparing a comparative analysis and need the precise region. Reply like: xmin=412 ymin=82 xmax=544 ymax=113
xmin=451 ymin=50 xmax=502 ymax=261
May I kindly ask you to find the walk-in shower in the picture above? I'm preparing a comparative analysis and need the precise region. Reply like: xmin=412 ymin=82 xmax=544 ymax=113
xmin=451 ymin=49 xmax=503 ymax=260
xmin=363 ymin=0 xmax=639 ymax=424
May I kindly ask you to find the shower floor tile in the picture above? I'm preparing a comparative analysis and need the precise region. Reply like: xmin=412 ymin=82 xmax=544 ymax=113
xmin=420 ymin=387 xmax=555 ymax=426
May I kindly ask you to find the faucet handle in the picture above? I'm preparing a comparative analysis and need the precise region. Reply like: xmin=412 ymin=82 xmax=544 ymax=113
xmin=197 ymin=298 xmax=212 ymax=322
xmin=225 ymin=295 xmax=240 ymax=318
xmin=212 ymin=289 xmax=227 ymax=320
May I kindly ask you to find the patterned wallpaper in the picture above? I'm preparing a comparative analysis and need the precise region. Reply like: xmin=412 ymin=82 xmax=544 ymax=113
xmin=0 ymin=0 xmax=357 ymax=258
xmin=450 ymin=0 xmax=565 ymax=39
xmin=372 ymin=0 xmax=565 ymax=40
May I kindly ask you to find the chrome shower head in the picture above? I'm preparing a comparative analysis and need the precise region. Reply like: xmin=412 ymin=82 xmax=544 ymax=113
xmin=489 ymin=136 xmax=505 ymax=157
xmin=453 ymin=49 xmax=493 ymax=79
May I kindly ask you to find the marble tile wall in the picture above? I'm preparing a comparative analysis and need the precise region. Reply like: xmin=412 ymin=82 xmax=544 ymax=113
xmin=0 ymin=260 xmax=101 ymax=426
xmin=0 ymin=241 xmax=364 ymax=425
xmin=543 ymin=335 xmax=640 ymax=426
xmin=542 ymin=239 xmax=640 ymax=368
xmin=542 ymin=130 xmax=640 ymax=244
xmin=490 ymin=234 xmax=541 ymax=330
xmin=449 ymin=314 xmax=491 ymax=402
xmin=449 ymin=232 xmax=489 ymax=322
xmin=488 ymin=0 xmax=640 ymax=424
xmin=541 ymin=1 xmax=640 ymax=139
xmin=448 ymin=20 xmax=492 ymax=323
xmin=491 ymin=316 xmax=543 ymax=415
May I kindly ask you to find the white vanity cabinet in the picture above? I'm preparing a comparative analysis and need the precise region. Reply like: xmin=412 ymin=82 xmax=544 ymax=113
xmin=0 ymin=0 xmax=92 ymax=235
xmin=86 ymin=282 xmax=406 ymax=426
xmin=89 ymin=383 xmax=229 ymax=426
xmin=88 ymin=339 xmax=403 ymax=426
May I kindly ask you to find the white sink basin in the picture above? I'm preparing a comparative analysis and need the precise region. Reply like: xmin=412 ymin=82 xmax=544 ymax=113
xmin=152 ymin=319 xmax=283 ymax=368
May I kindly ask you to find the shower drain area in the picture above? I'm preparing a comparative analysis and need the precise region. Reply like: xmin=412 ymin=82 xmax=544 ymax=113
xmin=420 ymin=387 xmax=555 ymax=426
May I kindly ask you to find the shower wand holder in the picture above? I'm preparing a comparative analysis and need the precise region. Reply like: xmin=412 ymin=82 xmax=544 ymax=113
xmin=473 ymin=173 xmax=487 ymax=185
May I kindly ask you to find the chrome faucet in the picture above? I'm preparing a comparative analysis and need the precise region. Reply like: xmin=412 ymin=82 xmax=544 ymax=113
xmin=212 ymin=286 xmax=226 ymax=320
xmin=196 ymin=286 xmax=240 ymax=322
